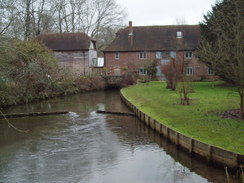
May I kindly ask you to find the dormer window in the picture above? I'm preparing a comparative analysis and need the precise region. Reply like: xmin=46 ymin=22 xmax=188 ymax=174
xmin=177 ymin=31 xmax=182 ymax=38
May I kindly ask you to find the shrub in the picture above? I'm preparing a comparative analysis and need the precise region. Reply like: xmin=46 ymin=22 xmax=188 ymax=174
xmin=75 ymin=75 xmax=105 ymax=91
xmin=0 ymin=38 xmax=78 ymax=106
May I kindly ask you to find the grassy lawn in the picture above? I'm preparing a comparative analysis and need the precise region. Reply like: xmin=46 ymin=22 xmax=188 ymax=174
xmin=121 ymin=81 xmax=244 ymax=154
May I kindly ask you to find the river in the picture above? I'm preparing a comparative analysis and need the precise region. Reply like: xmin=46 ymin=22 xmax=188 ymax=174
xmin=0 ymin=91 xmax=241 ymax=183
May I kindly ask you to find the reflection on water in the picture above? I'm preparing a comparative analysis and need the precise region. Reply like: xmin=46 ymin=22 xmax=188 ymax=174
xmin=0 ymin=91 xmax=241 ymax=183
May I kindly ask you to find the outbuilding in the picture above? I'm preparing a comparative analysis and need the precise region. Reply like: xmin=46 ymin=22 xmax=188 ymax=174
xmin=37 ymin=32 xmax=97 ymax=75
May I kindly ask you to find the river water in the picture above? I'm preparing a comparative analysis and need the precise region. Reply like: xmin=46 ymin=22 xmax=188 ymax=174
xmin=0 ymin=91 xmax=241 ymax=183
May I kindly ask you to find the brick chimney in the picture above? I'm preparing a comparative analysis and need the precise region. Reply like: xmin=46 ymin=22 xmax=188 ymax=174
xmin=128 ymin=21 xmax=133 ymax=46
xmin=128 ymin=21 xmax=133 ymax=36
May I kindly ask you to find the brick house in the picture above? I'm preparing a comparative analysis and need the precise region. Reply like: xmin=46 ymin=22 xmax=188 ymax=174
xmin=37 ymin=32 xmax=97 ymax=76
xmin=103 ymin=21 xmax=212 ymax=79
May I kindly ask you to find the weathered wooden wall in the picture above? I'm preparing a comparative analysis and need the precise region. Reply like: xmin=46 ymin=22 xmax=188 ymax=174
xmin=54 ymin=51 xmax=91 ymax=75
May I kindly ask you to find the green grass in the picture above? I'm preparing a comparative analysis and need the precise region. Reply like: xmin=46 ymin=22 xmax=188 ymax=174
xmin=121 ymin=81 xmax=244 ymax=154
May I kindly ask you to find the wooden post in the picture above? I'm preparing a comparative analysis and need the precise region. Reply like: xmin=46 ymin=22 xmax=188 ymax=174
xmin=176 ymin=133 xmax=180 ymax=149
xmin=207 ymin=144 xmax=212 ymax=164
xmin=160 ymin=124 xmax=163 ymax=136
xmin=167 ymin=127 xmax=170 ymax=140
xmin=233 ymin=153 xmax=238 ymax=167
xmin=189 ymin=139 xmax=194 ymax=156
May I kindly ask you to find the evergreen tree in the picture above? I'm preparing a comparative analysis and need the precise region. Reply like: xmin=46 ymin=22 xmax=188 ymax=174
xmin=197 ymin=0 xmax=244 ymax=118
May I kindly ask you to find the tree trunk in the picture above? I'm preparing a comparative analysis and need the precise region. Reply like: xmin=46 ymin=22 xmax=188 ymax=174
xmin=239 ymin=88 xmax=244 ymax=119
xmin=36 ymin=0 xmax=46 ymax=35
xmin=181 ymin=80 xmax=190 ymax=105
xmin=24 ymin=0 xmax=32 ymax=40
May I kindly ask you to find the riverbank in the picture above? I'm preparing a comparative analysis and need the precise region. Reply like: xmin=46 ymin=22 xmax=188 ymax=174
xmin=0 ymin=38 xmax=136 ymax=109
xmin=0 ymin=74 xmax=136 ymax=109
xmin=2 ymin=90 xmax=238 ymax=183
xmin=121 ymin=81 xmax=244 ymax=154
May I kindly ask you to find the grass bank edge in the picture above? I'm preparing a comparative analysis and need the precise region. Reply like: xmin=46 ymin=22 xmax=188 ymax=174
xmin=121 ymin=81 xmax=244 ymax=154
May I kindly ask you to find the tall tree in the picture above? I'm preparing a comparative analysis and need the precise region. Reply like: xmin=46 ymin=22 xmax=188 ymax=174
xmin=197 ymin=0 xmax=244 ymax=117
xmin=0 ymin=0 xmax=19 ymax=35
xmin=0 ymin=0 xmax=126 ymax=53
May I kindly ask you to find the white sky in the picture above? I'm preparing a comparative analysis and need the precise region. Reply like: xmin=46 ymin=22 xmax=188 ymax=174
xmin=116 ymin=0 xmax=216 ymax=26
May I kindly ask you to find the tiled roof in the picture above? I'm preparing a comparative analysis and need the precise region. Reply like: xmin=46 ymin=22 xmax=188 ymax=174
xmin=104 ymin=25 xmax=200 ymax=52
xmin=37 ymin=32 xmax=93 ymax=51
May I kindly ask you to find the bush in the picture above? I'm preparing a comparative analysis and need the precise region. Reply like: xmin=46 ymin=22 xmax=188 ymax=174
xmin=120 ymin=73 xmax=137 ymax=87
xmin=0 ymin=38 xmax=78 ymax=107
xmin=75 ymin=75 xmax=105 ymax=91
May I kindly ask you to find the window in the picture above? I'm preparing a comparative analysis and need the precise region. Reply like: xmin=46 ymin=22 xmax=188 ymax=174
xmin=115 ymin=52 xmax=119 ymax=59
xmin=177 ymin=31 xmax=182 ymax=38
xmin=185 ymin=51 xmax=193 ymax=59
xmin=139 ymin=67 xmax=147 ymax=75
xmin=156 ymin=51 xmax=162 ymax=59
xmin=139 ymin=52 xmax=146 ymax=59
xmin=170 ymin=51 xmax=176 ymax=58
xmin=186 ymin=67 xmax=193 ymax=75
xmin=161 ymin=59 xmax=170 ymax=65
xmin=162 ymin=51 xmax=170 ymax=58
xmin=208 ymin=66 xmax=214 ymax=75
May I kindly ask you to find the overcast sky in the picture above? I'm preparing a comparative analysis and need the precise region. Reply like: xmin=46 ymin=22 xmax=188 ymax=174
xmin=116 ymin=0 xmax=216 ymax=26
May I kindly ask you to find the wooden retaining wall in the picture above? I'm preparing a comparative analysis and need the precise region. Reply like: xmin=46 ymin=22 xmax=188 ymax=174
xmin=120 ymin=92 xmax=244 ymax=169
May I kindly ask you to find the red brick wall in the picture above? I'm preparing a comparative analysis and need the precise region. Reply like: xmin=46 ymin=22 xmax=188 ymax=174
xmin=104 ymin=51 xmax=211 ymax=79
xmin=105 ymin=51 xmax=156 ymax=75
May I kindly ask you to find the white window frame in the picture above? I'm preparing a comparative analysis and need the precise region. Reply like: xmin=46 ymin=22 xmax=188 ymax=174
xmin=115 ymin=52 xmax=120 ymax=60
xmin=156 ymin=51 xmax=162 ymax=59
xmin=161 ymin=59 xmax=170 ymax=65
xmin=185 ymin=51 xmax=193 ymax=59
xmin=186 ymin=67 xmax=193 ymax=75
xmin=170 ymin=51 xmax=176 ymax=58
xmin=139 ymin=52 xmax=146 ymax=59
xmin=207 ymin=66 xmax=214 ymax=75
xmin=177 ymin=31 xmax=182 ymax=38
xmin=138 ymin=67 xmax=147 ymax=75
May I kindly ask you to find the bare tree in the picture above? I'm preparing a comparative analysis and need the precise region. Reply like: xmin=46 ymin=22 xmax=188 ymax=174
xmin=1 ymin=0 xmax=126 ymax=55
xmin=0 ymin=0 xmax=19 ymax=35
xmin=0 ymin=0 xmax=56 ymax=39
xmin=50 ymin=0 xmax=126 ymax=53
xmin=95 ymin=25 xmax=124 ymax=56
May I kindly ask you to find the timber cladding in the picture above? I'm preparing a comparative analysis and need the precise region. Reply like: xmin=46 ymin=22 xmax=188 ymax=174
xmin=36 ymin=32 xmax=97 ymax=76
xmin=120 ymin=92 xmax=244 ymax=169
xmin=54 ymin=51 xmax=90 ymax=75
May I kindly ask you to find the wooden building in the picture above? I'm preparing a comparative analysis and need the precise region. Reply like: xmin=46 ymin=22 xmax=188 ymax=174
xmin=37 ymin=32 xmax=97 ymax=75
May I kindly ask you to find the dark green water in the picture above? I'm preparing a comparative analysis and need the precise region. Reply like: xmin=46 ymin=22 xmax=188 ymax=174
xmin=0 ymin=91 xmax=241 ymax=183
